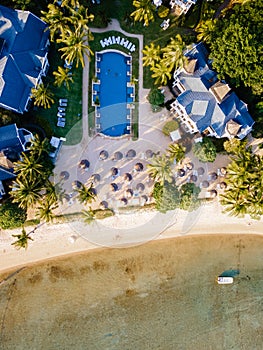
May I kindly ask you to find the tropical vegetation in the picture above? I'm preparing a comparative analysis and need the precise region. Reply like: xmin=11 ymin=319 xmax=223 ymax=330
xmin=130 ymin=0 xmax=155 ymax=27
xmin=147 ymin=88 xmax=164 ymax=112
xmin=220 ymin=142 xmax=263 ymax=219
xmin=193 ymin=137 xmax=217 ymax=163
xmin=11 ymin=227 xmax=33 ymax=250
xmin=0 ymin=201 xmax=27 ymax=229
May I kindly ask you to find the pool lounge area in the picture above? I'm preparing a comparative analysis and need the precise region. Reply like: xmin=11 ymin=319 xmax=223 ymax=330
xmin=92 ymin=50 xmax=135 ymax=137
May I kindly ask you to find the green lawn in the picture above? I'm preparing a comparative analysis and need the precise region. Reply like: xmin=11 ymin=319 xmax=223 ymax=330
xmin=27 ymin=43 xmax=83 ymax=145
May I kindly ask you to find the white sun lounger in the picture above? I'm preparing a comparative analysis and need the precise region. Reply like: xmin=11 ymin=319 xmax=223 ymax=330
xmin=59 ymin=98 xmax=68 ymax=103
xmin=57 ymin=121 xmax=65 ymax=127
xmin=58 ymin=117 xmax=66 ymax=122
xmin=115 ymin=36 xmax=120 ymax=44
xmin=100 ymin=39 xmax=106 ymax=48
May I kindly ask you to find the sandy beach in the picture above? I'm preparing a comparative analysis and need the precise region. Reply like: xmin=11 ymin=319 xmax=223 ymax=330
xmin=0 ymin=199 xmax=262 ymax=274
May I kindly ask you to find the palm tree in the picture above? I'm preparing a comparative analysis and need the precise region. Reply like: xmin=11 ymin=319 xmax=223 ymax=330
xmin=45 ymin=180 xmax=65 ymax=205
xmin=68 ymin=5 xmax=94 ymax=35
xmin=150 ymin=61 xmax=172 ymax=86
xmin=53 ymin=67 xmax=74 ymax=89
xmin=167 ymin=143 xmax=186 ymax=163
xmin=195 ymin=19 xmax=217 ymax=44
xmin=29 ymin=134 xmax=51 ymax=159
xmin=162 ymin=35 xmax=187 ymax=71
xmin=36 ymin=200 xmax=58 ymax=223
xmin=13 ymin=153 xmax=44 ymax=182
xmin=130 ymin=0 xmax=155 ymax=27
xmin=10 ymin=178 xmax=42 ymax=210
xmin=41 ymin=4 xmax=71 ymax=42
xmin=58 ymin=25 xmax=94 ymax=68
xmin=142 ymin=43 xmax=161 ymax=67
xmin=12 ymin=228 xmax=33 ymax=250
xmin=147 ymin=154 xmax=173 ymax=186
xmin=11 ymin=0 xmax=30 ymax=11
xmin=82 ymin=209 xmax=95 ymax=225
xmin=77 ymin=183 xmax=96 ymax=205
xmin=220 ymin=190 xmax=248 ymax=218
xmin=31 ymin=83 xmax=55 ymax=109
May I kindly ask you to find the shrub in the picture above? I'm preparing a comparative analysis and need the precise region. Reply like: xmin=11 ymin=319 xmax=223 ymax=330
xmin=94 ymin=209 xmax=114 ymax=220
xmin=0 ymin=201 xmax=27 ymax=229
xmin=193 ymin=137 xmax=217 ymax=163
xmin=162 ymin=120 xmax=179 ymax=136
xmin=147 ymin=88 xmax=164 ymax=112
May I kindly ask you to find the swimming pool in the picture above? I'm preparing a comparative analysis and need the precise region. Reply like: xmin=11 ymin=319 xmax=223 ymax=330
xmin=93 ymin=51 xmax=134 ymax=137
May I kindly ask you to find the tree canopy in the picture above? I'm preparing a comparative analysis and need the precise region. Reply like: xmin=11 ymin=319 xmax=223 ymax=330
xmin=193 ymin=137 xmax=217 ymax=163
xmin=0 ymin=201 xmax=27 ymax=229
xmin=208 ymin=1 xmax=263 ymax=95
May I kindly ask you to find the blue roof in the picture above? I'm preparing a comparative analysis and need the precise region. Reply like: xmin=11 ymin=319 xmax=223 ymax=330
xmin=0 ymin=5 xmax=49 ymax=113
xmin=0 ymin=124 xmax=25 ymax=153
xmin=0 ymin=166 xmax=15 ymax=181
xmin=175 ymin=43 xmax=254 ymax=138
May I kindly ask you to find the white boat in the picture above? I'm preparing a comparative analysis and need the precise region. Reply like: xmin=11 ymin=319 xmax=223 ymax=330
xmin=217 ymin=276 xmax=233 ymax=284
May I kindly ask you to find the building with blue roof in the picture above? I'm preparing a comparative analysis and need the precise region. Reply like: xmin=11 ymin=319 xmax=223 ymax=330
xmin=170 ymin=43 xmax=254 ymax=139
xmin=0 ymin=5 xmax=49 ymax=113
xmin=0 ymin=123 xmax=33 ymax=196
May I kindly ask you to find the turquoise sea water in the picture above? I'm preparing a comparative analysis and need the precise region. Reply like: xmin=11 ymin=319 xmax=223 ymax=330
xmin=0 ymin=234 xmax=263 ymax=350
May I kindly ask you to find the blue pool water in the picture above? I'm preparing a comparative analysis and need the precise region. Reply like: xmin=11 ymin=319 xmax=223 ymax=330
xmin=95 ymin=52 xmax=132 ymax=137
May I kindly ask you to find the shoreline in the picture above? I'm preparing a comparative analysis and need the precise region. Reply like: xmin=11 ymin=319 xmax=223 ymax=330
xmin=0 ymin=201 xmax=262 ymax=276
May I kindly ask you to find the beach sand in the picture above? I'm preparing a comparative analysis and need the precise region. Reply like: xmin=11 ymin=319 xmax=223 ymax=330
xmin=1 ymin=234 xmax=263 ymax=349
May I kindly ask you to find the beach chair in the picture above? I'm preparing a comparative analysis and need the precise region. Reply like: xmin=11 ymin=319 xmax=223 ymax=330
xmin=123 ymin=40 xmax=129 ymax=48
xmin=120 ymin=38 xmax=125 ymax=46
xmin=112 ymin=36 xmax=116 ymax=44
xmin=127 ymin=114 xmax=131 ymax=120
xmin=127 ymin=42 xmax=132 ymax=51
xmin=58 ymin=107 xmax=66 ymax=112
xmin=100 ymin=39 xmax=106 ymax=48
xmin=59 ymin=98 xmax=68 ymax=103
xmin=57 ymin=112 xmax=66 ymax=117
xmin=107 ymin=36 xmax=113 ymax=45
xmin=57 ymin=121 xmax=65 ymax=127
xmin=130 ymin=45 xmax=136 ymax=52
xmin=115 ymin=36 xmax=120 ymax=44
xmin=58 ymin=117 xmax=66 ymax=122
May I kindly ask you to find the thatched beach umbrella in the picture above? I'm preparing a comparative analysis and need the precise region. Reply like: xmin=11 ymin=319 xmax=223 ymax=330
xmin=120 ymin=197 xmax=128 ymax=205
xmin=141 ymin=195 xmax=148 ymax=204
xmin=136 ymin=183 xmax=145 ymax=192
xmin=72 ymin=180 xmax=82 ymax=190
xmin=111 ymin=167 xmax=119 ymax=176
xmin=125 ymin=188 xmax=133 ymax=198
xmin=123 ymin=172 xmax=132 ymax=182
xmin=113 ymin=151 xmax=123 ymax=161
xmin=190 ymin=174 xmax=197 ymax=182
xmin=220 ymin=181 xmax=227 ymax=189
xmin=99 ymin=150 xmax=109 ymax=160
xmin=209 ymin=189 xmax=218 ymax=198
xmin=209 ymin=172 xmax=218 ymax=181
xmin=91 ymin=173 xmax=100 ymax=183
xmin=197 ymin=167 xmax=205 ymax=175
xmin=60 ymin=171 xmax=69 ymax=181
xmin=146 ymin=149 xmax=154 ymax=159
xmin=220 ymin=167 xmax=227 ymax=176
xmin=126 ymin=149 xmax=136 ymax=158
xmin=134 ymin=162 xmax=144 ymax=172
xmin=178 ymin=169 xmax=185 ymax=177
xmin=200 ymin=180 xmax=209 ymax=188
xmin=100 ymin=201 xmax=108 ymax=209
xmin=79 ymin=159 xmax=90 ymax=169
xmin=186 ymin=162 xmax=194 ymax=171
xmin=110 ymin=183 xmax=118 ymax=192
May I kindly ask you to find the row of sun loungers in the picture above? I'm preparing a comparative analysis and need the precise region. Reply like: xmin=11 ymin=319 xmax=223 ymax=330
xmin=57 ymin=99 xmax=68 ymax=127
xmin=100 ymin=36 xmax=136 ymax=52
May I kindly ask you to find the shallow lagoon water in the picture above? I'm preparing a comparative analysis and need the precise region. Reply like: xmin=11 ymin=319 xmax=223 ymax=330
xmin=0 ymin=234 xmax=263 ymax=350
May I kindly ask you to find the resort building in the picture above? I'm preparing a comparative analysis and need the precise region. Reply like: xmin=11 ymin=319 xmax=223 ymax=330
xmin=0 ymin=5 xmax=50 ymax=113
xmin=170 ymin=43 xmax=254 ymax=139
xmin=170 ymin=0 xmax=197 ymax=16
xmin=0 ymin=123 xmax=33 ymax=196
